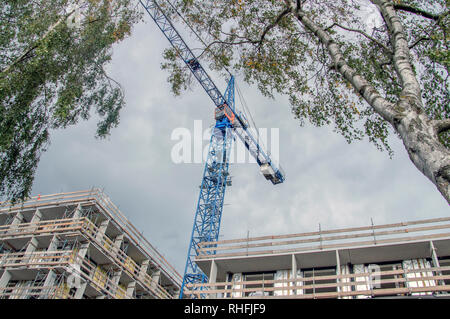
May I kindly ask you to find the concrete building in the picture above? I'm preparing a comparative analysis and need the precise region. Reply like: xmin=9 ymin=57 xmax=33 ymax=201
xmin=0 ymin=189 xmax=181 ymax=299
xmin=186 ymin=216 xmax=450 ymax=299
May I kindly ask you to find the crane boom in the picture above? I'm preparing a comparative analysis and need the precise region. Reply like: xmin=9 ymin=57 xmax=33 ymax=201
xmin=140 ymin=0 xmax=285 ymax=185
xmin=139 ymin=0 xmax=286 ymax=298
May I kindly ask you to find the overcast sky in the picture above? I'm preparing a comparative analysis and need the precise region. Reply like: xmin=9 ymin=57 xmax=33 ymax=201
xmin=31 ymin=13 xmax=449 ymax=276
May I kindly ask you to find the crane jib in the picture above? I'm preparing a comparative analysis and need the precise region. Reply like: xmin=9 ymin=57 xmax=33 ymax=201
xmin=141 ymin=0 xmax=285 ymax=185
xmin=140 ymin=0 xmax=286 ymax=299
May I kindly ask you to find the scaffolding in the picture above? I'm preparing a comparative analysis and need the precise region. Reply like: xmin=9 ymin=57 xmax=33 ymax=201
xmin=0 ymin=189 xmax=181 ymax=299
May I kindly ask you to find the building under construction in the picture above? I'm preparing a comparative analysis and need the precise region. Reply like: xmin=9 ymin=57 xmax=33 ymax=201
xmin=186 ymin=217 xmax=450 ymax=299
xmin=0 ymin=189 xmax=181 ymax=299
xmin=2 ymin=189 xmax=450 ymax=299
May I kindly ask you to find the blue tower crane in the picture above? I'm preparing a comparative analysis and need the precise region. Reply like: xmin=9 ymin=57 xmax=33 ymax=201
xmin=139 ymin=0 xmax=286 ymax=298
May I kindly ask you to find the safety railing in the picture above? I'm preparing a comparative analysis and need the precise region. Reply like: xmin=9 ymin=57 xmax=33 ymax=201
xmin=0 ymin=217 xmax=173 ymax=299
xmin=81 ymin=218 xmax=173 ymax=299
xmin=0 ymin=189 xmax=182 ymax=288
xmin=196 ymin=217 xmax=450 ymax=259
xmin=0 ymin=284 xmax=75 ymax=299
xmin=0 ymin=249 xmax=126 ymax=299
xmin=0 ymin=218 xmax=84 ymax=238
xmin=185 ymin=266 xmax=450 ymax=299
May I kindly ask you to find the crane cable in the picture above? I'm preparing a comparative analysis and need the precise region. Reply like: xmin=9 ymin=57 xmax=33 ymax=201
xmin=236 ymin=83 xmax=268 ymax=153
xmin=164 ymin=0 xmax=266 ymax=152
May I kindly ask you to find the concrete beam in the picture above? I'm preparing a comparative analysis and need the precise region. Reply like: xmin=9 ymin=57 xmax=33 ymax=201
xmin=95 ymin=220 xmax=109 ymax=241
xmin=112 ymin=270 xmax=122 ymax=286
xmin=126 ymin=281 xmax=136 ymax=299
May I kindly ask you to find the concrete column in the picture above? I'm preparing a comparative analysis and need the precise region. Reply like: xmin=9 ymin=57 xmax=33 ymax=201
xmin=30 ymin=210 xmax=43 ymax=232
xmin=74 ymin=282 xmax=87 ymax=299
xmin=25 ymin=237 xmax=39 ymax=255
xmin=336 ymin=250 xmax=341 ymax=298
xmin=113 ymin=234 xmax=124 ymax=254
xmin=151 ymin=270 xmax=161 ymax=289
xmin=77 ymin=243 xmax=90 ymax=260
xmin=47 ymin=235 xmax=59 ymax=252
xmin=209 ymin=260 xmax=218 ymax=284
xmin=12 ymin=212 xmax=24 ymax=225
xmin=126 ymin=281 xmax=136 ymax=298
xmin=0 ymin=270 xmax=12 ymax=288
xmin=41 ymin=270 xmax=57 ymax=298
xmin=43 ymin=270 xmax=56 ymax=286
xmin=208 ymin=261 xmax=218 ymax=298
xmin=109 ymin=270 xmax=123 ymax=299
xmin=72 ymin=204 xmax=83 ymax=219
xmin=112 ymin=270 xmax=122 ymax=286
xmin=95 ymin=220 xmax=109 ymax=241
xmin=10 ymin=212 xmax=24 ymax=233
xmin=430 ymin=241 xmax=446 ymax=287
xmin=291 ymin=254 xmax=297 ymax=295
xmin=30 ymin=209 xmax=42 ymax=223
xmin=139 ymin=260 xmax=150 ymax=280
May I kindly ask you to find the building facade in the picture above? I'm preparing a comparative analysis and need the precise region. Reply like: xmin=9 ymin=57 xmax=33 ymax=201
xmin=186 ymin=217 xmax=450 ymax=299
xmin=0 ymin=190 xmax=181 ymax=299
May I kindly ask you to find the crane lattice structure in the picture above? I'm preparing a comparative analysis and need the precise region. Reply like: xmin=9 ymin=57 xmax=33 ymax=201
xmin=139 ymin=0 xmax=285 ymax=298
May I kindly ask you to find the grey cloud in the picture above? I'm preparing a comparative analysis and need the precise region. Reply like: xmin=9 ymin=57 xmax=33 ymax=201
xmin=32 ymin=19 xmax=449 ymax=275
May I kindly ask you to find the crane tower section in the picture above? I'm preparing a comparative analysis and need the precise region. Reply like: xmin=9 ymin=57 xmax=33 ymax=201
xmin=140 ymin=0 xmax=286 ymax=298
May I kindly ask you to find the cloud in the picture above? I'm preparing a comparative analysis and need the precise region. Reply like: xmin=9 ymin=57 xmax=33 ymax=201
xmin=32 ymin=18 xmax=449 ymax=276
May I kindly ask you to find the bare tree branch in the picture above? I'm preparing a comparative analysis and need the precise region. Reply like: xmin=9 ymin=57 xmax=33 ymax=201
xmin=325 ymin=22 xmax=393 ymax=55
xmin=433 ymin=119 xmax=450 ymax=134
xmin=393 ymin=3 xmax=444 ymax=21
xmin=372 ymin=0 xmax=422 ymax=101
xmin=284 ymin=0 xmax=397 ymax=124
xmin=1 ymin=9 xmax=76 ymax=74
xmin=258 ymin=7 xmax=292 ymax=48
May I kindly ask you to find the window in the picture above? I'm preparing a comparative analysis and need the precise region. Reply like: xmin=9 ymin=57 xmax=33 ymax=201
xmin=243 ymin=272 xmax=275 ymax=297
xmin=303 ymin=267 xmax=337 ymax=295
xmin=364 ymin=262 xmax=405 ymax=293
xmin=438 ymin=256 xmax=450 ymax=285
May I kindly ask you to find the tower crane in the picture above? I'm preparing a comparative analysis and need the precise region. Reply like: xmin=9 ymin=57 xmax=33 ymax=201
xmin=139 ymin=0 xmax=285 ymax=298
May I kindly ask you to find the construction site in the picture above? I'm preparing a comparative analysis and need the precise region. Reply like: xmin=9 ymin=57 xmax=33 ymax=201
xmin=0 ymin=190 xmax=181 ymax=299
xmin=1 ymin=0 xmax=449 ymax=302
xmin=1 ymin=190 xmax=450 ymax=299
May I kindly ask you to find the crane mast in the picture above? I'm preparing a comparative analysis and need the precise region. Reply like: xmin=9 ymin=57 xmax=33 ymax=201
xmin=139 ymin=0 xmax=285 ymax=298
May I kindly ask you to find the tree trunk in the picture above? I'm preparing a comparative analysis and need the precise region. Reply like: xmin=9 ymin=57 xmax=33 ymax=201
xmin=394 ymin=99 xmax=450 ymax=203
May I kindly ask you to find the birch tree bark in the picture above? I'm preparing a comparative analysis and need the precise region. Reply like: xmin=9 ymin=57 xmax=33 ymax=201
xmin=288 ymin=0 xmax=450 ymax=201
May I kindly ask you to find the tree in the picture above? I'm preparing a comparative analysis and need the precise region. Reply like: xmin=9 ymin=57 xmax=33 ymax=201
xmin=0 ymin=0 xmax=141 ymax=202
xmin=162 ymin=0 xmax=450 ymax=203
